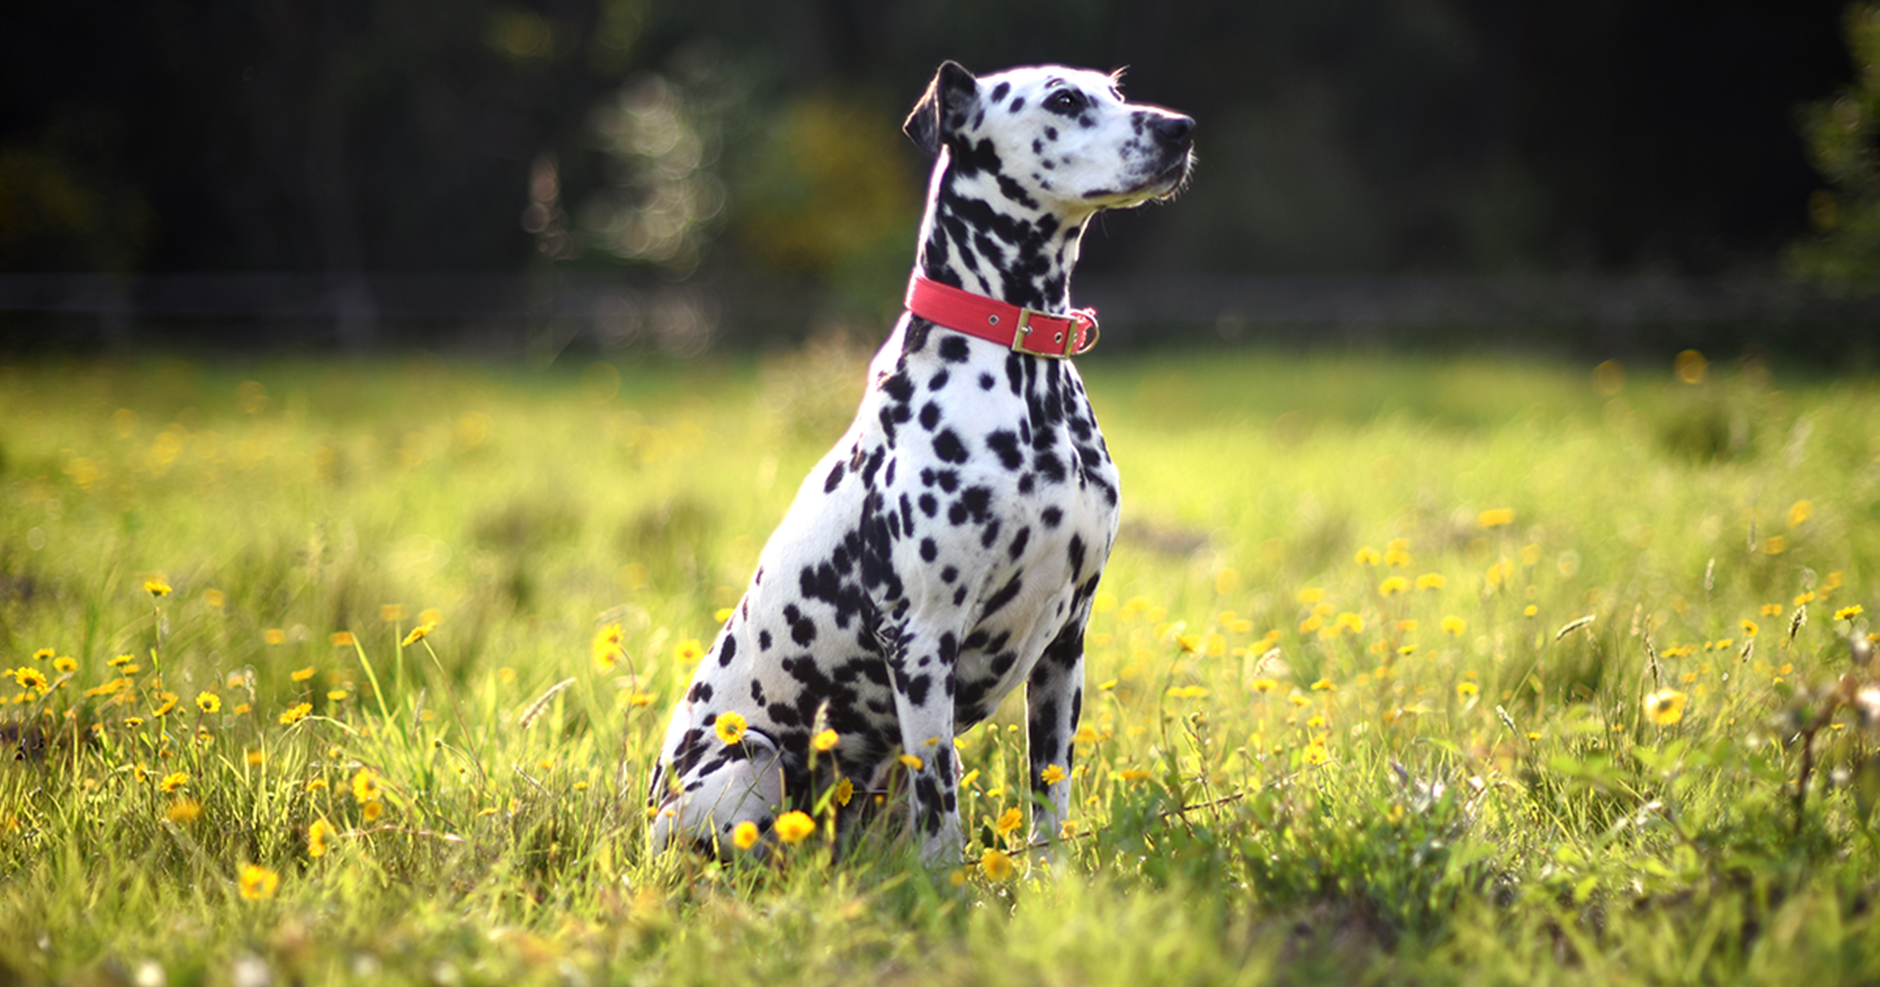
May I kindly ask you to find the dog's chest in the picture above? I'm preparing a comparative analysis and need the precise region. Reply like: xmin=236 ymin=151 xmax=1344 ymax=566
xmin=865 ymin=327 xmax=1119 ymax=717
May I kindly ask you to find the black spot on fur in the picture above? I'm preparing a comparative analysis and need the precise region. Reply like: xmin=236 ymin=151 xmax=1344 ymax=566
xmin=933 ymin=429 xmax=968 ymax=464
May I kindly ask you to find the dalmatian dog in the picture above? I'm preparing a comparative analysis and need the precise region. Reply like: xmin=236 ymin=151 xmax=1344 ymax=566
xmin=647 ymin=60 xmax=1194 ymax=864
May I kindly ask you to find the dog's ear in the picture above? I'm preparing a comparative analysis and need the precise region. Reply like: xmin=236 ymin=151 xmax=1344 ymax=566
xmin=903 ymin=60 xmax=977 ymax=156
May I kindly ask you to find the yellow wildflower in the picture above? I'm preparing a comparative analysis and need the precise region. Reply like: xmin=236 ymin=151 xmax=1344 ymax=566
xmin=279 ymin=702 xmax=312 ymax=725
xmin=1440 ymin=615 xmax=1467 ymax=636
xmin=996 ymin=806 xmax=1023 ymax=837
xmin=401 ymin=622 xmax=437 ymax=647
xmin=732 ymin=820 xmax=760 ymax=851
xmin=773 ymin=810 xmax=815 ymax=845
xmin=591 ymin=623 xmax=624 ymax=670
xmin=1645 ymin=688 xmax=1688 ymax=727
xmin=145 ymin=579 xmax=172 ymax=598
xmin=352 ymin=767 xmax=381 ymax=803
xmin=1836 ymin=605 xmax=1865 ymax=621
xmin=1379 ymin=576 xmax=1409 ymax=597
xmin=1478 ymin=508 xmax=1515 ymax=528
xmin=714 ymin=710 xmax=748 ymax=746
xmin=980 ymin=848 xmax=1016 ymax=881
xmin=1354 ymin=546 xmax=1382 ymax=566
xmin=159 ymin=771 xmax=190 ymax=793
xmin=308 ymin=818 xmax=335 ymax=858
xmin=1041 ymin=763 xmax=1068 ymax=786
xmin=1310 ymin=678 xmax=1337 ymax=692
xmin=329 ymin=632 xmax=355 ymax=647
xmin=12 ymin=667 xmax=48 ymax=692
xmin=812 ymin=728 xmax=840 ymax=752
xmin=238 ymin=864 xmax=279 ymax=901
xmin=1297 ymin=587 xmax=1325 ymax=604
xmin=1456 ymin=681 xmax=1479 ymax=699
xmin=379 ymin=604 xmax=406 ymax=623
xmin=53 ymin=656 xmax=77 ymax=675
xmin=898 ymin=753 xmax=924 ymax=771
xmin=196 ymin=691 xmax=221 ymax=714
xmin=165 ymin=799 xmax=201 ymax=824
xmin=264 ymin=629 xmax=286 ymax=646
xmin=1741 ymin=619 xmax=1759 ymax=637
xmin=673 ymin=638 xmax=704 ymax=663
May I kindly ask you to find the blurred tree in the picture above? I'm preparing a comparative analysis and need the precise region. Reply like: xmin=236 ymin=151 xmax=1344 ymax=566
xmin=1789 ymin=3 xmax=1880 ymax=288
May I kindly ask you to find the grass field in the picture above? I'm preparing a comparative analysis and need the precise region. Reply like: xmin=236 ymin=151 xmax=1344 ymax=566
xmin=5 ymin=343 xmax=1880 ymax=985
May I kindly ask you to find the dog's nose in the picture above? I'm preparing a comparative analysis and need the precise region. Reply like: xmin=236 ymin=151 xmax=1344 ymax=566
xmin=1153 ymin=115 xmax=1195 ymax=148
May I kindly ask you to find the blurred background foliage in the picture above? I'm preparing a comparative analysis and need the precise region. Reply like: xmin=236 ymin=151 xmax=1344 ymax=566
xmin=0 ymin=0 xmax=1870 ymax=346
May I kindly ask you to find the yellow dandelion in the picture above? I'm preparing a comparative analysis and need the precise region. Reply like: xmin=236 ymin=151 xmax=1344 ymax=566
xmin=812 ymin=728 xmax=840 ymax=752
xmin=52 ymin=656 xmax=77 ymax=675
xmin=12 ymin=667 xmax=49 ymax=692
xmin=714 ymin=710 xmax=748 ymax=746
xmin=32 ymin=648 xmax=54 ymax=662
xmin=1456 ymin=681 xmax=1479 ymax=699
xmin=326 ymin=689 xmax=348 ymax=702
xmin=1354 ymin=546 xmax=1382 ymax=566
xmin=145 ymin=579 xmax=172 ymax=598
xmin=196 ymin=691 xmax=221 ymax=714
xmin=291 ymin=666 xmax=317 ymax=682
xmin=979 ymin=848 xmax=1016 ymax=881
xmin=279 ymin=702 xmax=312 ymax=725
xmin=1441 ymin=615 xmax=1467 ymax=636
xmin=1383 ymin=546 xmax=1412 ymax=568
xmin=1478 ymin=508 xmax=1515 ymax=528
xmin=1379 ymin=576 xmax=1409 ymax=597
xmin=773 ymin=810 xmax=815 ymax=845
xmin=308 ymin=818 xmax=335 ymax=858
xmin=898 ymin=753 xmax=924 ymax=771
xmin=1741 ymin=619 xmax=1759 ymax=637
xmin=238 ymin=864 xmax=279 ymax=901
xmin=1249 ymin=677 xmax=1278 ymax=693
xmin=159 ymin=771 xmax=190 ymax=794
xmin=1336 ymin=611 xmax=1363 ymax=634
xmin=732 ymin=820 xmax=760 ymax=851
xmin=1040 ymin=763 xmax=1069 ymax=787
xmin=673 ymin=638 xmax=705 ymax=663
xmin=165 ymin=798 xmax=202 ymax=824
xmin=1836 ymin=605 xmax=1865 ymax=621
xmin=401 ymin=622 xmax=436 ymax=647
xmin=1310 ymin=677 xmax=1337 ymax=692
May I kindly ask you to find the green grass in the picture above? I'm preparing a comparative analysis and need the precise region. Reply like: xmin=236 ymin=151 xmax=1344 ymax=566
xmin=5 ymin=345 xmax=1880 ymax=985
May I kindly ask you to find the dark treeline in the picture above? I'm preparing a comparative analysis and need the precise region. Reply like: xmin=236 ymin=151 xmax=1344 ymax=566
xmin=0 ymin=0 xmax=1855 ymax=317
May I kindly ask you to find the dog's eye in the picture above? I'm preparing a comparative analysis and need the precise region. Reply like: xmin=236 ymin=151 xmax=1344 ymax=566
xmin=1045 ymin=89 xmax=1083 ymax=113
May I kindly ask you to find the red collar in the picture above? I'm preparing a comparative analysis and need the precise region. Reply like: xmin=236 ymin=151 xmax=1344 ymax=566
xmin=904 ymin=275 xmax=1099 ymax=358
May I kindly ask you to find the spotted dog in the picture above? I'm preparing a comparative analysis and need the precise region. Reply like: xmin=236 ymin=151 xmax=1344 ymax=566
xmin=648 ymin=61 xmax=1194 ymax=864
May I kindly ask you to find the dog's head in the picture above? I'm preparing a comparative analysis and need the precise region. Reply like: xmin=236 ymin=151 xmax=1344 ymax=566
xmin=905 ymin=61 xmax=1194 ymax=217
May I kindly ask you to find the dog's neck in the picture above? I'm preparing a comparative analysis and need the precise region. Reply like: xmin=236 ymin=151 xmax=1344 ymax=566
xmin=913 ymin=147 xmax=1092 ymax=314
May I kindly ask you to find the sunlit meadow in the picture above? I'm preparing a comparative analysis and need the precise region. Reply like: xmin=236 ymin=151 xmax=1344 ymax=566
xmin=5 ymin=345 xmax=1880 ymax=985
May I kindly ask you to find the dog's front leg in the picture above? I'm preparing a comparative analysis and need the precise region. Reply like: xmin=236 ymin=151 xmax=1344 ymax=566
xmin=885 ymin=626 xmax=964 ymax=866
xmin=1025 ymin=616 xmax=1086 ymax=852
